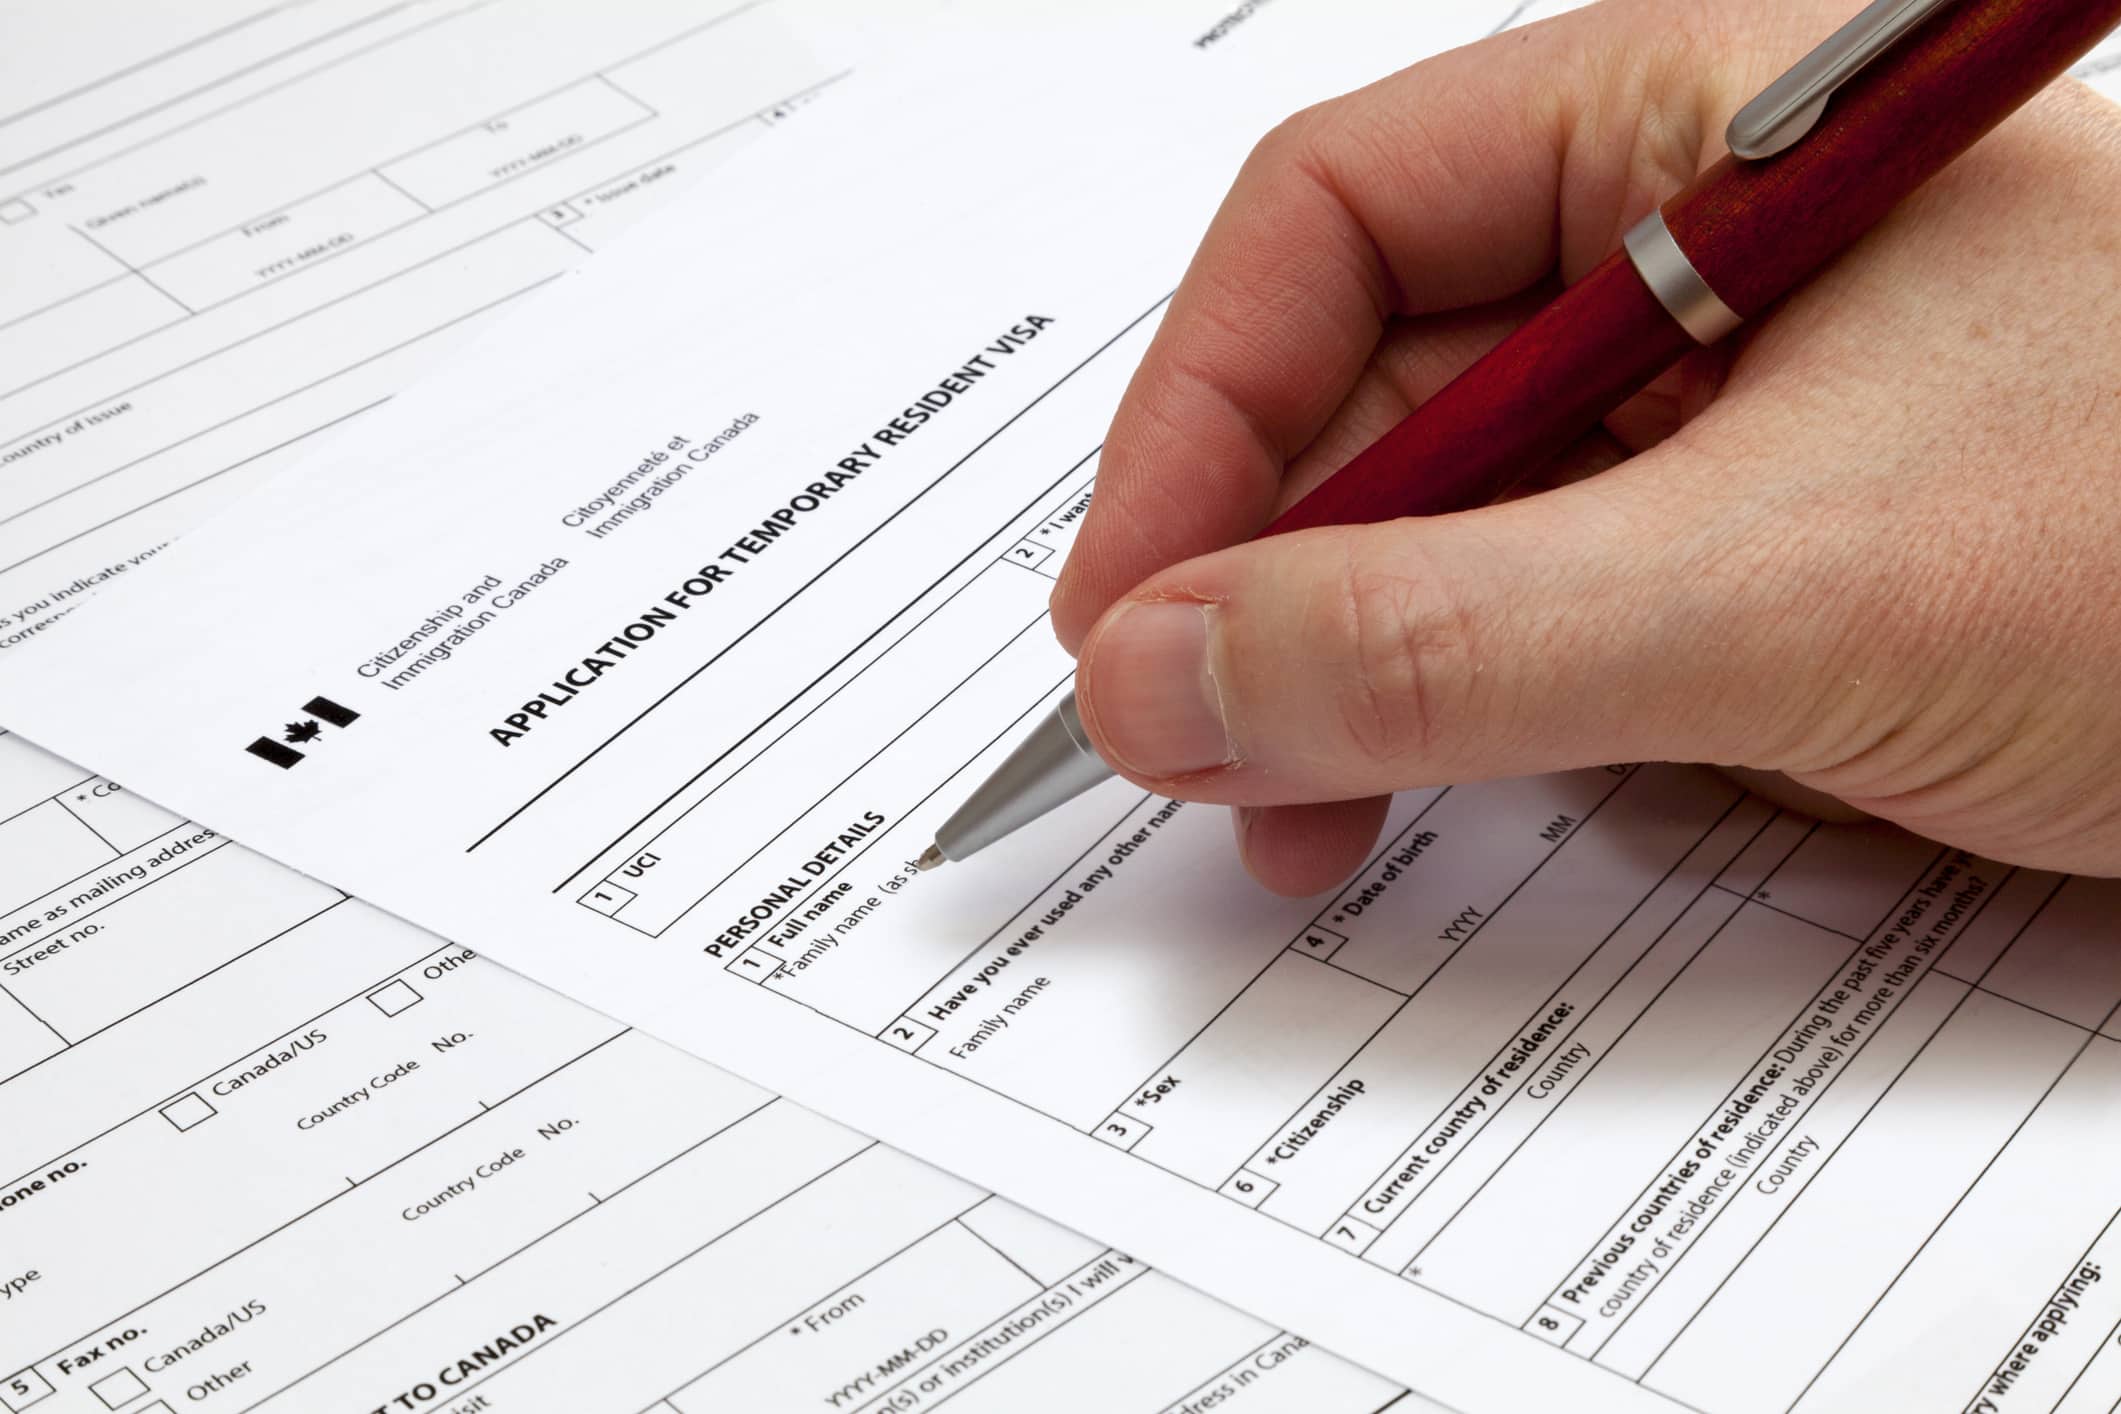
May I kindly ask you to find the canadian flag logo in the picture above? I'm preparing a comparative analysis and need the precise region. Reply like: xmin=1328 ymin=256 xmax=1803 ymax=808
xmin=246 ymin=695 xmax=360 ymax=768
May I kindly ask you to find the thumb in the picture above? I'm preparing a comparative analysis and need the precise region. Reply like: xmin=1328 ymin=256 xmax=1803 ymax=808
xmin=1072 ymin=449 xmax=1813 ymax=804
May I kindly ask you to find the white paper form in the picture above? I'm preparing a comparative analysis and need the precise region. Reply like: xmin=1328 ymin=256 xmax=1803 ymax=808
xmin=0 ymin=0 xmax=927 ymax=652
xmin=10 ymin=5 xmax=2121 ymax=1414
xmin=0 ymin=7 xmax=1434 ymax=1413
xmin=0 ymin=735 xmax=1426 ymax=1414
xmin=2076 ymin=24 xmax=2121 ymax=95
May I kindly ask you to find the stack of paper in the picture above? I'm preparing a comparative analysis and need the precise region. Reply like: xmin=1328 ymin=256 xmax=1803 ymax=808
xmin=3 ymin=4 xmax=2119 ymax=1412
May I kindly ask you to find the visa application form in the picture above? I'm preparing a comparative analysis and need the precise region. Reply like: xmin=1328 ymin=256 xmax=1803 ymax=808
xmin=0 ymin=731 xmax=1419 ymax=1414
xmin=0 ymin=0 xmax=930 ymax=649
xmin=0 ymin=3 xmax=1437 ymax=1411
xmin=7 ymin=4 xmax=2121 ymax=1413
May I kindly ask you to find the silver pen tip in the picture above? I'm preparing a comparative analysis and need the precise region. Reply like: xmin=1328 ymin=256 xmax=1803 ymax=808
xmin=916 ymin=843 xmax=947 ymax=871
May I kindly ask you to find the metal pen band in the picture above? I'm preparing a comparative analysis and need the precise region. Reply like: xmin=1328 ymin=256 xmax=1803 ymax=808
xmin=1623 ymin=209 xmax=1743 ymax=346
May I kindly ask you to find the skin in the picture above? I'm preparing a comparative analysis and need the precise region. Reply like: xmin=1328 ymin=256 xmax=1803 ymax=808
xmin=1050 ymin=0 xmax=2121 ymax=896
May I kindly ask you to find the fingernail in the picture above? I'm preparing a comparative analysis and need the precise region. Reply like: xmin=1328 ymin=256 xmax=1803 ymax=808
xmin=1086 ymin=600 xmax=1232 ymax=777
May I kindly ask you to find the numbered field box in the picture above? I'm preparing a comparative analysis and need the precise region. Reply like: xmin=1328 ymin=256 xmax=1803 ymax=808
xmin=538 ymin=202 xmax=582 ymax=227
xmin=757 ymin=86 xmax=829 ymax=126
xmin=1524 ymin=1304 xmax=1584 ymax=1346
xmin=2 ymin=1367 xmax=54 ymax=1411
xmin=879 ymin=1017 xmax=936 ymax=1053
xmin=89 ymin=1367 xmax=146 ymax=1408
xmin=1291 ymin=924 xmax=1349 ymax=962
xmin=578 ymin=880 xmax=637 ymax=918
xmin=158 ymin=1091 xmax=216 ymax=1132
xmin=367 ymin=979 xmax=422 ymax=1017
xmin=1322 ymin=1216 xmax=1382 ymax=1256
xmin=1092 ymin=1112 xmax=1153 ymax=1152
xmin=1218 ymin=1168 xmax=1278 ymax=1208
xmin=1002 ymin=538 xmax=1056 ymax=573
xmin=723 ymin=947 xmax=781 ymax=984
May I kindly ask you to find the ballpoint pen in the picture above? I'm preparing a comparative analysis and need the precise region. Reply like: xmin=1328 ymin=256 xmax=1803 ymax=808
xmin=919 ymin=0 xmax=2121 ymax=871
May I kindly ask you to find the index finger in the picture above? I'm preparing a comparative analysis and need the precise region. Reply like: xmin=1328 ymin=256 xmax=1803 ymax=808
xmin=1047 ymin=0 xmax=1735 ymax=651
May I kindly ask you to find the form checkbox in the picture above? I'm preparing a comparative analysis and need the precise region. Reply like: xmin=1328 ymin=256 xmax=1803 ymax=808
xmin=89 ymin=1367 xmax=147 ymax=1408
xmin=0 ymin=200 xmax=32 ymax=224
xmin=159 ymin=1092 xmax=216 ymax=1132
xmin=367 ymin=979 xmax=422 ymax=1016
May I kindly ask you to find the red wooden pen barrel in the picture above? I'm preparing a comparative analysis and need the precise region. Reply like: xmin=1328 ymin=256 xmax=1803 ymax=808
xmin=1672 ymin=0 xmax=2121 ymax=317
xmin=1265 ymin=0 xmax=2121 ymax=538
xmin=1262 ymin=252 xmax=1696 ymax=535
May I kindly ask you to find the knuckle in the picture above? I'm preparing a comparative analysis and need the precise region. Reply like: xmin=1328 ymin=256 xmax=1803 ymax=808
xmin=1329 ymin=543 xmax=1478 ymax=769
xmin=1241 ymin=99 xmax=1362 ymax=199
xmin=1247 ymin=104 xmax=1327 ymax=172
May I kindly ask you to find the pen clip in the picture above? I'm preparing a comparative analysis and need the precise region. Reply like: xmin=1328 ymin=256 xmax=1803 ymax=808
xmin=1726 ymin=0 xmax=1959 ymax=159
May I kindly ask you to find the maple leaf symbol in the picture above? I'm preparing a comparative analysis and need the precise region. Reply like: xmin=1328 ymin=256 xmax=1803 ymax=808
xmin=283 ymin=720 xmax=323 ymax=744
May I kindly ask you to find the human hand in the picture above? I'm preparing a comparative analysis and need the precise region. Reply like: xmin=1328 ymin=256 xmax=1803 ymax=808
xmin=1050 ymin=0 xmax=2121 ymax=895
